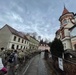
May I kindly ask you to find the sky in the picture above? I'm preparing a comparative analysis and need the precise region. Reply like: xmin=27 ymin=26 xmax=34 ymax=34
xmin=0 ymin=0 xmax=76 ymax=41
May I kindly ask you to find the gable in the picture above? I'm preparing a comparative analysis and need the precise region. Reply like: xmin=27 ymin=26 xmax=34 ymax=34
xmin=0 ymin=25 xmax=12 ymax=35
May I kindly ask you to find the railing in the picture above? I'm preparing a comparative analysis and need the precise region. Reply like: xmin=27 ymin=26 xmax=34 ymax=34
xmin=48 ymin=54 xmax=76 ymax=75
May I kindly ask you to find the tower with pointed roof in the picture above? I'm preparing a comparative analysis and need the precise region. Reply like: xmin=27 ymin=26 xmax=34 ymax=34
xmin=56 ymin=6 xmax=76 ymax=50
xmin=59 ymin=6 xmax=74 ymax=28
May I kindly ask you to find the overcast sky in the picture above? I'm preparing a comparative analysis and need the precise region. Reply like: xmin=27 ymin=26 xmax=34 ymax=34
xmin=0 ymin=0 xmax=76 ymax=41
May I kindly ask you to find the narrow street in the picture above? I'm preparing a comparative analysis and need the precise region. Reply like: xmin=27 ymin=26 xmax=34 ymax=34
xmin=22 ymin=52 xmax=52 ymax=75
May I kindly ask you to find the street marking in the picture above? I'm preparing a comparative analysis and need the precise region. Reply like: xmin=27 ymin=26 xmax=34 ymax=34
xmin=23 ymin=57 xmax=34 ymax=75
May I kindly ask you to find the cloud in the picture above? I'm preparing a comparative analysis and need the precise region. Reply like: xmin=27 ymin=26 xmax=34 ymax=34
xmin=6 ymin=12 xmax=23 ymax=23
xmin=0 ymin=0 xmax=75 ymax=41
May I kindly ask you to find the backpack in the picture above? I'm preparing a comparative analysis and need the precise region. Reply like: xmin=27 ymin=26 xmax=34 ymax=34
xmin=8 ymin=53 xmax=15 ymax=63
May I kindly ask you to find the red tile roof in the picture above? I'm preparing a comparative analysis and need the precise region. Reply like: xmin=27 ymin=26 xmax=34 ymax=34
xmin=62 ymin=6 xmax=69 ymax=15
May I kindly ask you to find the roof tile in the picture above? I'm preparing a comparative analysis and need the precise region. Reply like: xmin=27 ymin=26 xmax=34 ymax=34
xmin=5 ymin=24 xmax=29 ymax=40
xmin=62 ymin=6 xmax=69 ymax=15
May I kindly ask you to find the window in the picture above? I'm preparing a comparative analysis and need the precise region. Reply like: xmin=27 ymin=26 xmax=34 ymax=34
xmin=16 ymin=45 xmax=19 ymax=49
xmin=21 ymin=46 xmax=22 ymax=49
xmin=61 ymin=30 xmax=64 ymax=39
xmin=70 ymin=28 xmax=76 ymax=36
xmin=22 ymin=39 xmax=24 ymax=43
xmin=13 ymin=36 xmax=16 ymax=41
xmin=18 ymin=38 xmax=20 ymax=42
xmin=24 ymin=46 xmax=25 ymax=49
xmin=63 ymin=19 xmax=68 ymax=25
xmin=64 ymin=43 xmax=66 ymax=49
xmin=25 ymin=40 xmax=26 ymax=44
xmin=11 ymin=44 xmax=14 ymax=49
xmin=27 ymin=42 xmax=28 ymax=44
xmin=33 ymin=47 xmax=34 ymax=49
xmin=74 ymin=16 xmax=76 ymax=18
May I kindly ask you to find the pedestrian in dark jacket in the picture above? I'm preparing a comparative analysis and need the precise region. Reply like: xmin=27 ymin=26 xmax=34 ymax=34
xmin=8 ymin=50 xmax=18 ymax=75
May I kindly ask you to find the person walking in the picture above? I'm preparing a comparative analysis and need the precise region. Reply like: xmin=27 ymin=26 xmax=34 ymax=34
xmin=7 ymin=50 xmax=18 ymax=75
xmin=18 ymin=50 xmax=25 ymax=64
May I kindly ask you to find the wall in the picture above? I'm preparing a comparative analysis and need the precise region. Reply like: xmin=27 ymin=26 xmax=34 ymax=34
xmin=62 ymin=39 xmax=72 ymax=50
xmin=71 ymin=37 xmax=76 ymax=50
xmin=0 ymin=26 xmax=12 ymax=49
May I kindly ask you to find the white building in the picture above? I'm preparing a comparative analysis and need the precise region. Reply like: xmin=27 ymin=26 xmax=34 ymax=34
xmin=0 ymin=24 xmax=29 ymax=51
xmin=26 ymin=35 xmax=39 ymax=51
xmin=69 ymin=25 xmax=76 ymax=50
xmin=38 ymin=43 xmax=50 ymax=52
xmin=56 ymin=7 xmax=76 ymax=51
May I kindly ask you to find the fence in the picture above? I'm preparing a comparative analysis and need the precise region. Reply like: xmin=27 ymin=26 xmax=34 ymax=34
xmin=48 ymin=53 xmax=76 ymax=75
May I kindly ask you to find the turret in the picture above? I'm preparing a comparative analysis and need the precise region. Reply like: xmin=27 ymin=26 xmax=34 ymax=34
xmin=59 ymin=6 xmax=74 ymax=28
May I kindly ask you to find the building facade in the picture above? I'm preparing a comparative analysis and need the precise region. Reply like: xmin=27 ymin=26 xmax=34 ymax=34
xmin=56 ymin=7 xmax=76 ymax=51
xmin=38 ymin=41 xmax=50 ymax=52
xmin=0 ymin=24 xmax=29 ymax=51
xmin=26 ymin=35 xmax=39 ymax=52
xmin=69 ymin=25 xmax=76 ymax=50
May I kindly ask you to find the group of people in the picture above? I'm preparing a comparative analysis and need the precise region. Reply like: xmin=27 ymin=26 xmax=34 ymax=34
xmin=0 ymin=48 xmax=26 ymax=75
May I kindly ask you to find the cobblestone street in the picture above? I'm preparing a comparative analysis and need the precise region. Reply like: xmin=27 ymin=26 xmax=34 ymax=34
xmin=23 ymin=52 xmax=52 ymax=75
